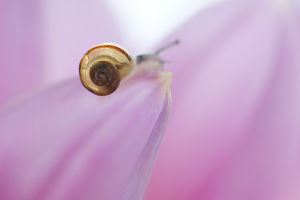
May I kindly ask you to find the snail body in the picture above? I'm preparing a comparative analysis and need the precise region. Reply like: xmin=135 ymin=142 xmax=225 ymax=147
xmin=80 ymin=41 xmax=178 ymax=96
xmin=79 ymin=44 xmax=134 ymax=96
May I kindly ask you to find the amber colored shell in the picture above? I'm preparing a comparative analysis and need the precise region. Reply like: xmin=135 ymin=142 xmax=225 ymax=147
xmin=79 ymin=44 xmax=134 ymax=95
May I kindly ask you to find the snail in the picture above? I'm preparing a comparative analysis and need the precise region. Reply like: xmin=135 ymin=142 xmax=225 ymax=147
xmin=79 ymin=41 xmax=179 ymax=96
xmin=79 ymin=44 xmax=134 ymax=96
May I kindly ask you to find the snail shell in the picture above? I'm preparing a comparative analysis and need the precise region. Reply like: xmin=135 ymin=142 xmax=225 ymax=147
xmin=79 ymin=44 xmax=134 ymax=95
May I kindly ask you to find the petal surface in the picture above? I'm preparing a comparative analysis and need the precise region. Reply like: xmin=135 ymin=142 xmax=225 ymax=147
xmin=0 ymin=60 xmax=171 ymax=200
xmin=146 ymin=0 xmax=300 ymax=199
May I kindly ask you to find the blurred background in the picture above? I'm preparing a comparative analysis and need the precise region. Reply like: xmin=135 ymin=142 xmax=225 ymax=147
xmin=103 ymin=0 xmax=225 ymax=51
xmin=0 ymin=0 xmax=224 ymax=106
xmin=1 ymin=0 xmax=300 ymax=200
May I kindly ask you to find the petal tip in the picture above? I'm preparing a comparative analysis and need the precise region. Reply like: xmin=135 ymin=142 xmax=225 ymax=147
xmin=157 ymin=71 xmax=172 ymax=93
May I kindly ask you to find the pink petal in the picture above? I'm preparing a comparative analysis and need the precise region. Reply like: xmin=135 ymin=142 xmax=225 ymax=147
xmin=0 ymin=0 xmax=121 ymax=106
xmin=0 ymin=59 xmax=171 ymax=200
xmin=146 ymin=0 xmax=300 ymax=199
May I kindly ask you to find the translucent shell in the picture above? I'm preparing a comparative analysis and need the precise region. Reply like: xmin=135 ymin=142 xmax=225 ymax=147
xmin=79 ymin=44 xmax=134 ymax=96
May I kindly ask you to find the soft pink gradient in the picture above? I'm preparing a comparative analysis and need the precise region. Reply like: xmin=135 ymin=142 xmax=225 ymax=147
xmin=0 ymin=60 xmax=171 ymax=199
xmin=2 ymin=0 xmax=300 ymax=199
xmin=0 ymin=0 xmax=43 ymax=106
xmin=0 ymin=0 xmax=121 ymax=106
xmin=146 ymin=0 xmax=300 ymax=199
xmin=41 ymin=0 xmax=122 ymax=84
